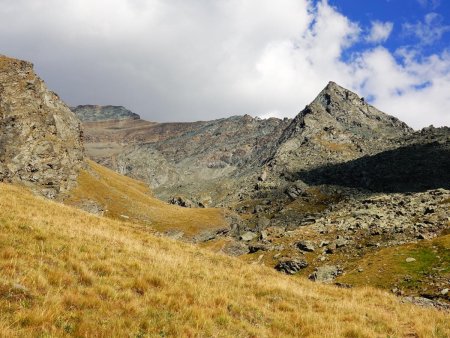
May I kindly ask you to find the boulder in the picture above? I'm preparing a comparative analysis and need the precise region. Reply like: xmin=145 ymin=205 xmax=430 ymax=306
xmin=275 ymin=259 xmax=308 ymax=275
xmin=240 ymin=231 xmax=257 ymax=242
xmin=296 ymin=240 xmax=315 ymax=252
xmin=222 ymin=241 xmax=249 ymax=256
xmin=168 ymin=196 xmax=195 ymax=208
xmin=309 ymin=265 xmax=343 ymax=282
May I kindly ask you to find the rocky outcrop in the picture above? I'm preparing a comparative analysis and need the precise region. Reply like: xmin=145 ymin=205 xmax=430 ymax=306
xmin=80 ymin=113 xmax=291 ymax=206
xmin=268 ymin=81 xmax=412 ymax=175
xmin=275 ymin=259 xmax=308 ymax=274
xmin=0 ymin=55 xmax=84 ymax=198
xmin=71 ymin=105 xmax=140 ymax=122
xmin=297 ymin=126 xmax=450 ymax=192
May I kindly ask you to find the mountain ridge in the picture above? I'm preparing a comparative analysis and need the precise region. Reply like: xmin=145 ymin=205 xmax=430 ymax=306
xmin=1 ymin=53 xmax=449 ymax=319
xmin=71 ymin=104 xmax=141 ymax=122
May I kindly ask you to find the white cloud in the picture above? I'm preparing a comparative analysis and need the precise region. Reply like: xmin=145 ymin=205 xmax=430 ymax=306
xmin=403 ymin=13 xmax=450 ymax=46
xmin=366 ymin=21 xmax=394 ymax=43
xmin=0 ymin=0 xmax=449 ymax=129
xmin=351 ymin=47 xmax=450 ymax=128
xmin=417 ymin=0 xmax=441 ymax=10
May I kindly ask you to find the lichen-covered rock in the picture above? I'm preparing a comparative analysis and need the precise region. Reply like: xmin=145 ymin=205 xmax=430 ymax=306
xmin=0 ymin=55 xmax=84 ymax=198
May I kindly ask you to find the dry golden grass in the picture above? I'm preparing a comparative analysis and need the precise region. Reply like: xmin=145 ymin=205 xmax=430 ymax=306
xmin=0 ymin=183 xmax=449 ymax=337
xmin=64 ymin=160 xmax=228 ymax=236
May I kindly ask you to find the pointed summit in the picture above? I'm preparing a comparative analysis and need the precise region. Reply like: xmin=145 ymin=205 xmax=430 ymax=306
xmin=269 ymin=82 xmax=413 ymax=174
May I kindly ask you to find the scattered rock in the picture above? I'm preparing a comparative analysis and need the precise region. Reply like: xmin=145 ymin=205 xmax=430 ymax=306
xmin=325 ymin=242 xmax=337 ymax=254
xmin=78 ymin=199 xmax=104 ymax=216
xmin=260 ymin=230 xmax=268 ymax=240
xmin=275 ymin=259 xmax=308 ymax=275
xmin=240 ymin=231 xmax=257 ymax=242
xmin=296 ymin=240 xmax=315 ymax=252
xmin=257 ymin=217 xmax=271 ymax=229
xmin=222 ymin=241 xmax=249 ymax=256
xmin=248 ymin=244 xmax=270 ymax=253
xmin=168 ymin=196 xmax=195 ymax=208
xmin=402 ymin=296 xmax=450 ymax=311
xmin=193 ymin=228 xmax=229 ymax=243
xmin=405 ymin=257 xmax=416 ymax=263
xmin=309 ymin=265 xmax=343 ymax=282
xmin=335 ymin=236 xmax=348 ymax=248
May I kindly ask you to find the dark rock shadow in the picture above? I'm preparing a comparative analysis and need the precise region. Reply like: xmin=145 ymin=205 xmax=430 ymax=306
xmin=295 ymin=142 xmax=450 ymax=193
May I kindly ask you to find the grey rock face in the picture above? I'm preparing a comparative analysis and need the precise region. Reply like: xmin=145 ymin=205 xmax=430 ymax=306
xmin=296 ymin=240 xmax=315 ymax=252
xmin=296 ymin=126 xmax=450 ymax=193
xmin=222 ymin=241 xmax=250 ymax=256
xmin=168 ymin=195 xmax=195 ymax=208
xmin=0 ymin=55 xmax=84 ymax=198
xmin=275 ymin=259 xmax=308 ymax=274
xmin=269 ymin=81 xmax=412 ymax=176
xmin=71 ymin=105 xmax=140 ymax=122
xmin=79 ymin=112 xmax=291 ymax=206
xmin=240 ymin=231 xmax=257 ymax=242
xmin=309 ymin=265 xmax=343 ymax=282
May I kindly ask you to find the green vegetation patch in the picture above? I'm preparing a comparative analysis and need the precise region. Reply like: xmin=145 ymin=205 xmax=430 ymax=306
xmin=338 ymin=234 xmax=450 ymax=296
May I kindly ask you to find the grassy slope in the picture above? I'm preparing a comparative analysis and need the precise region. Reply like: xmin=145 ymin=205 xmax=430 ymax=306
xmin=337 ymin=233 xmax=450 ymax=297
xmin=64 ymin=160 xmax=228 ymax=236
xmin=0 ymin=183 xmax=449 ymax=337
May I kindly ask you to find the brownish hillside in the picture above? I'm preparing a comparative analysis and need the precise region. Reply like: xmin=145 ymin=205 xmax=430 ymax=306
xmin=64 ymin=160 xmax=229 ymax=239
xmin=0 ymin=183 xmax=448 ymax=337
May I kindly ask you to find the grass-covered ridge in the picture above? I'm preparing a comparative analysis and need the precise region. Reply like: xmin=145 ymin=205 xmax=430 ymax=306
xmin=0 ymin=183 xmax=449 ymax=337
xmin=64 ymin=160 xmax=228 ymax=236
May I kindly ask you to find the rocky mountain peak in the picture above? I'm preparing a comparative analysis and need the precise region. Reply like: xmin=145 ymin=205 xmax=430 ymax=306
xmin=0 ymin=54 xmax=85 ymax=198
xmin=270 ymin=82 xmax=413 ymax=174
xmin=71 ymin=105 xmax=141 ymax=122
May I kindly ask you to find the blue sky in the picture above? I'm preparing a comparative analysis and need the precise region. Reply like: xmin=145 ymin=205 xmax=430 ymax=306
xmin=330 ymin=0 xmax=450 ymax=58
xmin=0 ymin=0 xmax=449 ymax=128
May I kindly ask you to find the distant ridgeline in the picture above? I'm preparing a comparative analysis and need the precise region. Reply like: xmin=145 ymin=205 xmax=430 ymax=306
xmin=71 ymin=105 xmax=141 ymax=122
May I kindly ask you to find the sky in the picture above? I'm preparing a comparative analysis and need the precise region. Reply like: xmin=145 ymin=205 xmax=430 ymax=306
xmin=0 ymin=0 xmax=449 ymax=129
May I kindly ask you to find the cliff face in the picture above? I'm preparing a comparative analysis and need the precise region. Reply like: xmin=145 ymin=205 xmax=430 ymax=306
xmin=0 ymin=55 xmax=84 ymax=198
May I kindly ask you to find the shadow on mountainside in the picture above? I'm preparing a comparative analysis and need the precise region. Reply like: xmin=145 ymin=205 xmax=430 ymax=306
xmin=295 ymin=142 xmax=450 ymax=193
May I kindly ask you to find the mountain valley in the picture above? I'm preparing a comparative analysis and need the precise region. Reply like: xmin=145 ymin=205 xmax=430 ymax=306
xmin=1 ymin=53 xmax=449 ymax=336
xmin=72 ymin=77 xmax=450 ymax=309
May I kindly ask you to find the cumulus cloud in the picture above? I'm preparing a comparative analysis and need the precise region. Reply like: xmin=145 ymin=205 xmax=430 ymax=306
xmin=403 ymin=13 xmax=450 ymax=46
xmin=366 ymin=21 xmax=394 ymax=43
xmin=0 ymin=0 xmax=449 ymax=129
